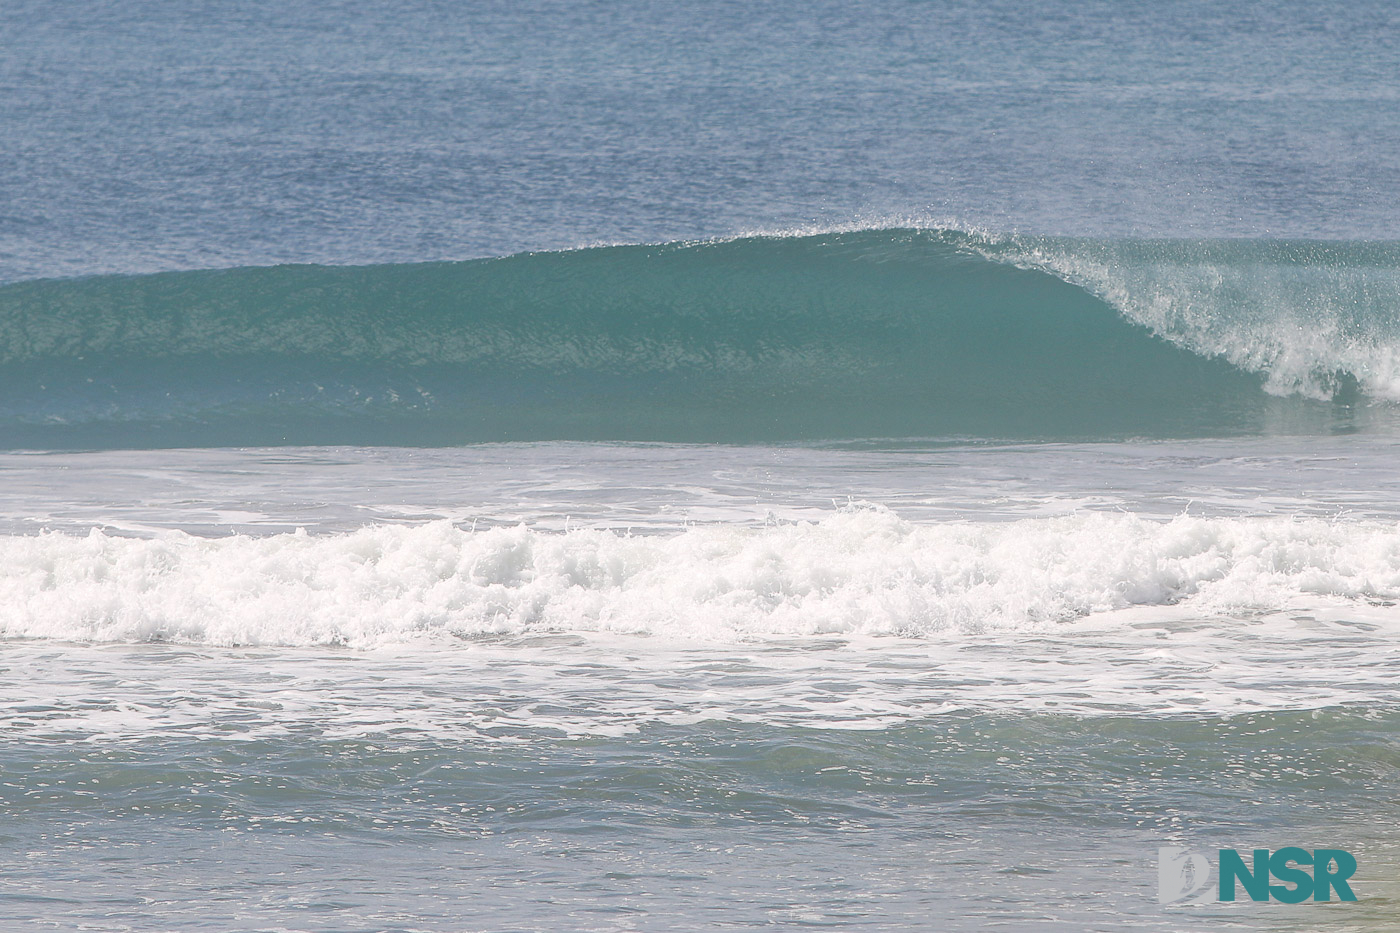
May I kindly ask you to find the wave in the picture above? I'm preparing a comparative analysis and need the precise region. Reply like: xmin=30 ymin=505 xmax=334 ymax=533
xmin=4 ymin=507 xmax=1400 ymax=647
xmin=1 ymin=229 xmax=1397 ymax=448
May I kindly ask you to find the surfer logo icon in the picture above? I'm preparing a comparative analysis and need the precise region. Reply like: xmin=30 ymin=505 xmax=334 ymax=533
xmin=1157 ymin=846 xmax=1359 ymax=903
xmin=1158 ymin=847 xmax=1212 ymax=904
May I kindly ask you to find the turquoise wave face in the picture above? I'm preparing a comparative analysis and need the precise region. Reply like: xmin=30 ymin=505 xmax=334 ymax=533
xmin=0 ymin=229 xmax=1392 ymax=449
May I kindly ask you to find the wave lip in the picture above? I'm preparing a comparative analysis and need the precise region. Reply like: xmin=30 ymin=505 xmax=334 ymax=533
xmin=0 ymin=229 xmax=1396 ymax=449
xmin=6 ymin=508 xmax=1400 ymax=648
xmin=976 ymin=235 xmax=1400 ymax=403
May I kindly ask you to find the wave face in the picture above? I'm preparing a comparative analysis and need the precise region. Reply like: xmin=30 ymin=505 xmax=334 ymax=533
xmin=5 ymin=507 xmax=1400 ymax=647
xmin=1 ymin=229 xmax=1397 ymax=448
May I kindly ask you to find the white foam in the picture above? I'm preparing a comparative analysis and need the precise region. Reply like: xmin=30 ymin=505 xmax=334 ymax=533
xmin=568 ymin=226 xmax=1400 ymax=405
xmin=981 ymin=236 xmax=1400 ymax=402
xmin=4 ymin=506 xmax=1400 ymax=648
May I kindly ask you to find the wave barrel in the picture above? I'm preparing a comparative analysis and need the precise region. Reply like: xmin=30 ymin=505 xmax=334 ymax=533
xmin=0 ymin=230 xmax=1373 ymax=448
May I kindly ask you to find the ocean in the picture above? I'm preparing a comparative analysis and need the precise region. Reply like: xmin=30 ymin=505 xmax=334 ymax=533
xmin=2 ymin=2 xmax=1399 ymax=930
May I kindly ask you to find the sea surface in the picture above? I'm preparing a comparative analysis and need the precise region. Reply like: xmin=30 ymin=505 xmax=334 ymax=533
xmin=2 ymin=2 xmax=1399 ymax=931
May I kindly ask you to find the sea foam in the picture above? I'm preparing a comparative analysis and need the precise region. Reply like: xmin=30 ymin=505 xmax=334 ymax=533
xmin=978 ymin=235 xmax=1400 ymax=402
xmin=5 ymin=507 xmax=1399 ymax=648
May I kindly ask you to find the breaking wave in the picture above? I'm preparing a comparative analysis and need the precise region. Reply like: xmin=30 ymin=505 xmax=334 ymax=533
xmin=5 ymin=507 xmax=1400 ymax=647
xmin=2 ymin=229 xmax=1398 ymax=448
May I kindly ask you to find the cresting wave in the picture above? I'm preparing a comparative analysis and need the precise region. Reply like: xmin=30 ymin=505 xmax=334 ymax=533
xmin=4 ymin=507 xmax=1400 ymax=647
xmin=2 ymin=229 xmax=1398 ymax=448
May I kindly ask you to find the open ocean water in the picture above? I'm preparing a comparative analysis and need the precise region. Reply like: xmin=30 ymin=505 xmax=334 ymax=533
xmin=3 ymin=2 xmax=1400 ymax=930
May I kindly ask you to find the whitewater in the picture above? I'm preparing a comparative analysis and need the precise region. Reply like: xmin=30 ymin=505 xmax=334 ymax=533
xmin=8 ymin=508 xmax=1400 ymax=646
xmin=9 ymin=232 xmax=1400 ymax=933
xmin=7 ymin=437 xmax=1400 ymax=931
xmin=6 ymin=1 xmax=1400 ymax=931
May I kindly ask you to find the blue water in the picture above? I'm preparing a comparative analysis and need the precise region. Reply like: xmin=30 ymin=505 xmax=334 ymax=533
xmin=3 ymin=2 xmax=1400 ymax=930
xmin=4 ymin=0 xmax=1400 ymax=284
xmin=14 ymin=231 xmax=1400 ymax=449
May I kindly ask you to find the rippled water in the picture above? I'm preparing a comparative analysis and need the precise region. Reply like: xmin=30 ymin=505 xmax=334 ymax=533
xmin=6 ymin=0 xmax=1400 ymax=928
xmin=3 ymin=441 xmax=1399 ymax=929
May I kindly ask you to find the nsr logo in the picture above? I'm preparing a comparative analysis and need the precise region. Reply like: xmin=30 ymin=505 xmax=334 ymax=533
xmin=1159 ymin=847 xmax=1358 ymax=904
